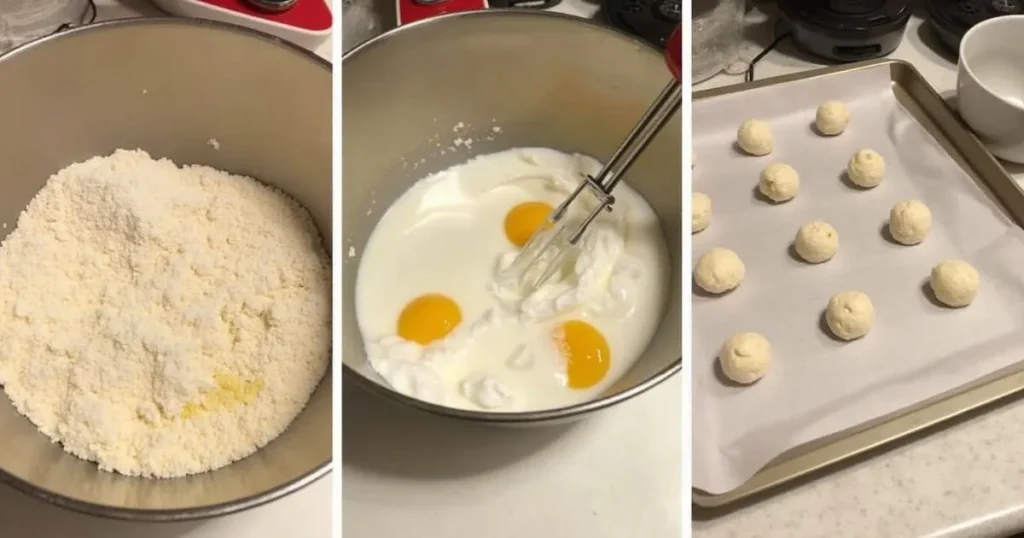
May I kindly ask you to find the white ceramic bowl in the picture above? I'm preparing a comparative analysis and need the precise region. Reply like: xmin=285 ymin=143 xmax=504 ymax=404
xmin=957 ymin=15 xmax=1024 ymax=163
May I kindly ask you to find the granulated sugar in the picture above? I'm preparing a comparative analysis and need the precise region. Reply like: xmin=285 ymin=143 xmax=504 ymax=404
xmin=0 ymin=149 xmax=331 ymax=478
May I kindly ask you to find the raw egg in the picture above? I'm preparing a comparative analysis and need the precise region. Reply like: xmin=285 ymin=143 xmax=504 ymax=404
xmin=397 ymin=293 xmax=462 ymax=345
xmin=504 ymin=201 xmax=553 ymax=248
xmin=553 ymin=320 xmax=610 ymax=389
xmin=180 ymin=372 xmax=265 ymax=420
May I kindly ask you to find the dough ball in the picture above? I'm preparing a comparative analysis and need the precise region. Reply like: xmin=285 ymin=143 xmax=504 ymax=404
xmin=889 ymin=200 xmax=933 ymax=245
xmin=815 ymin=100 xmax=850 ymax=136
xmin=825 ymin=290 xmax=875 ymax=341
xmin=930 ymin=260 xmax=979 ymax=307
xmin=692 ymin=192 xmax=712 ymax=234
xmin=794 ymin=220 xmax=838 ymax=263
xmin=759 ymin=163 xmax=800 ymax=203
xmin=694 ymin=247 xmax=745 ymax=294
xmin=718 ymin=332 xmax=772 ymax=384
xmin=737 ymin=119 xmax=773 ymax=156
xmin=847 ymin=149 xmax=886 ymax=188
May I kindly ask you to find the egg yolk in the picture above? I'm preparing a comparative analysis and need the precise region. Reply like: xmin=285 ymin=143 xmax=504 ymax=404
xmin=553 ymin=320 xmax=611 ymax=389
xmin=504 ymin=201 xmax=554 ymax=248
xmin=180 ymin=373 xmax=265 ymax=420
xmin=397 ymin=293 xmax=462 ymax=345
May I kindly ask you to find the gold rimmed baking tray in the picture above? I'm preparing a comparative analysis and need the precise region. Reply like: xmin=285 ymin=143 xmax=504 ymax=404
xmin=693 ymin=58 xmax=1024 ymax=513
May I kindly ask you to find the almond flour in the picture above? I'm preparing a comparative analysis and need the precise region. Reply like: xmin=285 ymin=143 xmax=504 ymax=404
xmin=0 ymin=150 xmax=330 ymax=478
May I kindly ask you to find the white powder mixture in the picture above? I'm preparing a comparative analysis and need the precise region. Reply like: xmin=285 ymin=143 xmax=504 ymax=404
xmin=0 ymin=150 xmax=331 ymax=478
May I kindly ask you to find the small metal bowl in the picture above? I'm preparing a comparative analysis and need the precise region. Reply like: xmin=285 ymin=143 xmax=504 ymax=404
xmin=341 ymin=11 xmax=682 ymax=425
xmin=0 ymin=18 xmax=331 ymax=520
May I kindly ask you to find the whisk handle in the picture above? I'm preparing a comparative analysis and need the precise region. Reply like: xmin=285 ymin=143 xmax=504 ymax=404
xmin=587 ymin=25 xmax=682 ymax=204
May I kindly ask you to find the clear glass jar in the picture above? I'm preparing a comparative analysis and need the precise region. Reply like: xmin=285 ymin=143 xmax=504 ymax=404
xmin=692 ymin=0 xmax=745 ymax=83
xmin=0 ymin=0 xmax=90 ymax=52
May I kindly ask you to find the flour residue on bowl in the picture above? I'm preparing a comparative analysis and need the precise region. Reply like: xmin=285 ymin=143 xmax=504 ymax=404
xmin=0 ymin=150 xmax=331 ymax=478
xmin=418 ymin=120 xmax=506 ymax=161
xmin=355 ymin=148 xmax=670 ymax=412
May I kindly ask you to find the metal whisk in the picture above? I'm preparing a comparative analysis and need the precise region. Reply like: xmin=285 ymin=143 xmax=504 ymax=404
xmin=500 ymin=26 xmax=683 ymax=295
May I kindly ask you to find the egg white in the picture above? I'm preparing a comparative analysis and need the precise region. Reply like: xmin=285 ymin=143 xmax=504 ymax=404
xmin=355 ymin=148 xmax=670 ymax=411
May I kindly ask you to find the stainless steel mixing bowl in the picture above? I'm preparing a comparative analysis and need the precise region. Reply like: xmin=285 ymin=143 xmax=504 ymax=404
xmin=0 ymin=19 xmax=331 ymax=520
xmin=342 ymin=10 xmax=682 ymax=424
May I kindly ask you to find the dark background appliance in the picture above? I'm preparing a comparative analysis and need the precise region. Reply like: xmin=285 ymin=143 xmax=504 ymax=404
xmin=925 ymin=0 xmax=1024 ymax=53
xmin=777 ymin=0 xmax=913 ymax=63
xmin=602 ymin=0 xmax=681 ymax=48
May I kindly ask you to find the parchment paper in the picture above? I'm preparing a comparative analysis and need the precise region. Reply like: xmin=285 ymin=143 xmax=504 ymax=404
xmin=692 ymin=64 xmax=1024 ymax=494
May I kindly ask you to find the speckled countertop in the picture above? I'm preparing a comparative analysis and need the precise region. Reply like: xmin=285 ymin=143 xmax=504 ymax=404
xmin=693 ymin=9 xmax=1024 ymax=538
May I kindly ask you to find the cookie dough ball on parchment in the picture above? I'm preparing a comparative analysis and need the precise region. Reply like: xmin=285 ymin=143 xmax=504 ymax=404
xmin=719 ymin=332 xmax=772 ymax=385
xmin=815 ymin=100 xmax=850 ymax=136
xmin=694 ymin=247 xmax=745 ymax=294
xmin=889 ymin=200 xmax=933 ymax=245
xmin=737 ymin=119 xmax=773 ymax=156
xmin=692 ymin=192 xmax=712 ymax=234
xmin=794 ymin=220 xmax=838 ymax=263
xmin=825 ymin=290 xmax=875 ymax=341
xmin=759 ymin=163 xmax=800 ymax=203
xmin=847 ymin=149 xmax=886 ymax=188
xmin=930 ymin=260 xmax=979 ymax=307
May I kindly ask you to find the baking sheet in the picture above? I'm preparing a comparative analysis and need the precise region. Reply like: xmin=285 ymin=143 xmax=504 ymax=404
xmin=692 ymin=63 xmax=1024 ymax=495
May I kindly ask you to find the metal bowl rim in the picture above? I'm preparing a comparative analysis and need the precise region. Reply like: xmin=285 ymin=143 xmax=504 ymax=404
xmin=0 ymin=16 xmax=332 ymax=522
xmin=341 ymin=8 xmax=661 ymax=62
xmin=342 ymin=9 xmax=682 ymax=424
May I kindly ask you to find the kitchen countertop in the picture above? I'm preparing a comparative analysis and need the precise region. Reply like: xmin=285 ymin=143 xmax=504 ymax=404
xmin=0 ymin=2 xmax=333 ymax=537
xmin=341 ymin=376 xmax=682 ymax=538
xmin=694 ymin=7 xmax=1024 ymax=538
xmin=34 ymin=3 xmax=1024 ymax=538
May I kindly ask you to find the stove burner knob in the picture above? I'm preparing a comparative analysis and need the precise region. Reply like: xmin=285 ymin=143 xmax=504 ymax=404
xmin=245 ymin=0 xmax=299 ymax=12
xmin=655 ymin=0 xmax=680 ymax=22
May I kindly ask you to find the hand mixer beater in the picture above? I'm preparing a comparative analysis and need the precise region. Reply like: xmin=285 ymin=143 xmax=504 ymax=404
xmin=500 ymin=25 xmax=683 ymax=295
